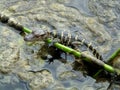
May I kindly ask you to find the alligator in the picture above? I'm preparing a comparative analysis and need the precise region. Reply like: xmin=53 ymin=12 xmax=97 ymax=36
xmin=24 ymin=29 xmax=103 ymax=60
xmin=0 ymin=13 xmax=103 ymax=60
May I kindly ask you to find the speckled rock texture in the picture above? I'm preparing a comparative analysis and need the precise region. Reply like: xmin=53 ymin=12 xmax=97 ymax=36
xmin=0 ymin=0 xmax=120 ymax=90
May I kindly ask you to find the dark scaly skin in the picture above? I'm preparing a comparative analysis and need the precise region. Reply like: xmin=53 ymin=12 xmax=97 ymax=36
xmin=0 ymin=13 xmax=103 ymax=60
xmin=24 ymin=29 xmax=103 ymax=60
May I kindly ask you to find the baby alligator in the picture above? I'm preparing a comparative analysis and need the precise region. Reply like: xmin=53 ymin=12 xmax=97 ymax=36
xmin=24 ymin=29 xmax=103 ymax=60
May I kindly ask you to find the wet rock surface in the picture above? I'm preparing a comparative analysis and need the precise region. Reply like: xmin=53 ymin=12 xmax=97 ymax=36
xmin=0 ymin=25 xmax=54 ymax=90
xmin=88 ymin=0 xmax=120 ymax=59
xmin=0 ymin=73 xmax=28 ymax=90
xmin=0 ymin=27 xmax=23 ymax=73
xmin=0 ymin=0 xmax=120 ymax=90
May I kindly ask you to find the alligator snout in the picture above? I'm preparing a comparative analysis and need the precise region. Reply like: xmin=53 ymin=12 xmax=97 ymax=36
xmin=24 ymin=34 xmax=35 ymax=41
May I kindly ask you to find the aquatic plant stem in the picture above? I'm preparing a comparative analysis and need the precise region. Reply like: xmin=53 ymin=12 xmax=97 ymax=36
xmin=23 ymin=27 xmax=32 ymax=33
xmin=23 ymin=28 xmax=116 ymax=73
xmin=93 ymin=69 xmax=103 ymax=78
xmin=46 ymin=39 xmax=115 ymax=73
xmin=108 ymin=48 xmax=120 ymax=62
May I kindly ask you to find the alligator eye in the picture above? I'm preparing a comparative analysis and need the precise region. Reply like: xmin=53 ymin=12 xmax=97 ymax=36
xmin=32 ymin=29 xmax=46 ymax=38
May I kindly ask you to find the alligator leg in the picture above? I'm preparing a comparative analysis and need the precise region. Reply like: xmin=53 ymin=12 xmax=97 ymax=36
xmin=45 ymin=46 xmax=67 ymax=64
xmin=71 ymin=41 xmax=82 ymax=52
xmin=46 ymin=51 xmax=67 ymax=64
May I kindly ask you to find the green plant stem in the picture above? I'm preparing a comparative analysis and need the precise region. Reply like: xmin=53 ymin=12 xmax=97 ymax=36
xmin=23 ymin=28 xmax=116 ymax=73
xmin=93 ymin=69 xmax=103 ymax=78
xmin=108 ymin=48 xmax=120 ymax=62
xmin=46 ymin=39 xmax=115 ymax=73
xmin=23 ymin=27 xmax=32 ymax=33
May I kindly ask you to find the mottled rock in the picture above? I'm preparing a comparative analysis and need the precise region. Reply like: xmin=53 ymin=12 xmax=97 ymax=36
xmin=0 ymin=26 xmax=23 ymax=73
xmin=29 ymin=69 xmax=54 ymax=90
xmin=88 ymin=0 xmax=117 ymax=23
